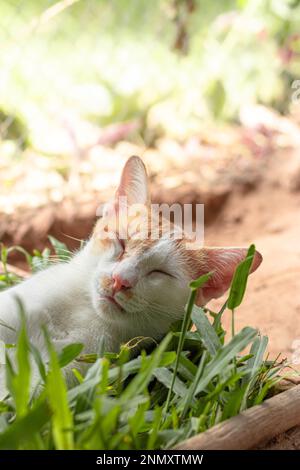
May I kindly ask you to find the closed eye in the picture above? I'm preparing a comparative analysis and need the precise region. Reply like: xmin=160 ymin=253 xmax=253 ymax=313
xmin=148 ymin=269 xmax=174 ymax=278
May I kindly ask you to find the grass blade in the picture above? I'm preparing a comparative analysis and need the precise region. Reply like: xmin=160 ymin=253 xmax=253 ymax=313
xmin=153 ymin=367 xmax=187 ymax=398
xmin=181 ymin=351 xmax=208 ymax=419
xmin=44 ymin=330 xmax=74 ymax=450
xmin=122 ymin=333 xmax=172 ymax=402
xmin=227 ymin=244 xmax=255 ymax=310
xmin=195 ymin=327 xmax=257 ymax=395
xmin=164 ymin=272 xmax=212 ymax=414
xmin=58 ymin=343 xmax=83 ymax=368
xmin=192 ymin=306 xmax=221 ymax=355
xmin=0 ymin=399 xmax=50 ymax=449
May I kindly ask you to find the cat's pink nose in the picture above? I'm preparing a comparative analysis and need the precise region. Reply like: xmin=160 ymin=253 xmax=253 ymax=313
xmin=112 ymin=273 xmax=132 ymax=294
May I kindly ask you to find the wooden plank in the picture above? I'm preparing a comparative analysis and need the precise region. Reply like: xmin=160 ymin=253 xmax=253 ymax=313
xmin=175 ymin=385 xmax=300 ymax=450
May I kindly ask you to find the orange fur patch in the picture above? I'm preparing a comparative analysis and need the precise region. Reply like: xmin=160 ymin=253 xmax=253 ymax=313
xmin=101 ymin=276 xmax=113 ymax=290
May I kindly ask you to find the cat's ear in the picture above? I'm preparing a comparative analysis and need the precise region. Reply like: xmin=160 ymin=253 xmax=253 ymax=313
xmin=193 ymin=247 xmax=262 ymax=305
xmin=115 ymin=156 xmax=150 ymax=207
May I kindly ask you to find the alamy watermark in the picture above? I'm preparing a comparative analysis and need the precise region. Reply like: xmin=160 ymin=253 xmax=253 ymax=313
xmin=95 ymin=197 xmax=204 ymax=250
xmin=291 ymin=80 xmax=300 ymax=103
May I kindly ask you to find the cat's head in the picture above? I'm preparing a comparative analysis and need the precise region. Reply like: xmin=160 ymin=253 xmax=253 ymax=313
xmin=88 ymin=156 xmax=262 ymax=337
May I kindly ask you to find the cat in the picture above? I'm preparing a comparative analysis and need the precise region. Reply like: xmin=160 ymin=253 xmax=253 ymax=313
xmin=0 ymin=156 xmax=262 ymax=382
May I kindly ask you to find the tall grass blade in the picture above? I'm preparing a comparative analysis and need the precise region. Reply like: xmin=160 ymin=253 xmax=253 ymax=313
xmin=192 ymin=306 xmax=221 ymax=355
xmin=227 ymin=244 xmax=255 ymax=310
xmin=44 ymin=330 xmax=74 ymax=450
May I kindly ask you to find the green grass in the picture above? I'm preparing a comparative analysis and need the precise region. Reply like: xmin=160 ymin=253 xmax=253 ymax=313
xmin=0 ymin=240 xmax=287 ymax=450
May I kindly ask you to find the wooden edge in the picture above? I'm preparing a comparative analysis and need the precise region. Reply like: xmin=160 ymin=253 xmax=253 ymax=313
xmin=0 ymin=263 xmax=29 ymax=279
xmin=175 ymin=384 xmax=300 ymax=450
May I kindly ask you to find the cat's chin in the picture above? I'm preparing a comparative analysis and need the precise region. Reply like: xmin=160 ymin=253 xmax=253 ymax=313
xmin=93 ymin=295 xmax=126 ymax=320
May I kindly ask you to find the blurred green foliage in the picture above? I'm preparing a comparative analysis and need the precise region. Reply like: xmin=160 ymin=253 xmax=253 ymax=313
xmin=1 ymin=0 xmax=300 ymax=151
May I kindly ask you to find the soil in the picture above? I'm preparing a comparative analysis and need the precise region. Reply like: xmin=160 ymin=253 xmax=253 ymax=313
xmin=258 ymin=425 xmax=300 ymax=450
xmin=207 ymin=173 xmax=300 ymax=364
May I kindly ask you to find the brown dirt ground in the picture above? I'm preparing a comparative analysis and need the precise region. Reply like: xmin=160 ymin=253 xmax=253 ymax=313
xmin=207 ymin=181 xmax=300 ymax=364
xmin=258 ymin=425 xmax=300 ymax=450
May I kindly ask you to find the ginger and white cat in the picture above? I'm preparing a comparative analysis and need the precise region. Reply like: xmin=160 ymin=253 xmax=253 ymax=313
xmin=0 ymin=156 xmax=262 ymax=360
